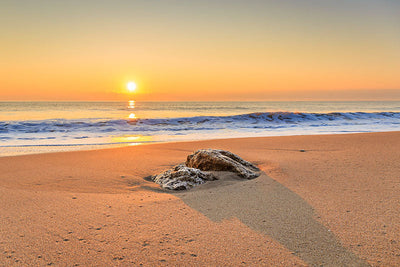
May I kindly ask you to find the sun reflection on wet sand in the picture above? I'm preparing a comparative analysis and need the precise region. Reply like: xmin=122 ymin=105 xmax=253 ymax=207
xmin=112 ymin=135 xmax=154 ymax=145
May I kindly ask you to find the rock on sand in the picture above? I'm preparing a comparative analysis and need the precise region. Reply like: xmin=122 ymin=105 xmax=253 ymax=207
xmin=151 ymin=149 xmax=260 ymax=190
xmin=186 ymin=149 xmax=260 ymax=179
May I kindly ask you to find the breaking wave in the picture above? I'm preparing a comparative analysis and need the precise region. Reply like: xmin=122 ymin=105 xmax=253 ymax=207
xmin=1 ymin=111 xmax=399 ymax=136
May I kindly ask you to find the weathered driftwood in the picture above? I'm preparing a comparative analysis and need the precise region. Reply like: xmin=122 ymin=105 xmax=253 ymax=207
xmin=186 ymin=149 xmax=260 ymax=179
xmin=151 ymin=164 xmax=217 ymax=190
xmin=151 ymin=149 xmax=260 ymax=190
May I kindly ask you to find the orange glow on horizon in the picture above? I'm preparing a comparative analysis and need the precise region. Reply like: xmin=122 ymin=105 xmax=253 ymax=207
xmin=1 ymin=1 xmax=399 ymax=101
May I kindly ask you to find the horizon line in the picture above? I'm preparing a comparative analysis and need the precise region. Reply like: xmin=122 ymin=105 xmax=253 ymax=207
xmin=1 ymin=99 xmax=400 ymax=102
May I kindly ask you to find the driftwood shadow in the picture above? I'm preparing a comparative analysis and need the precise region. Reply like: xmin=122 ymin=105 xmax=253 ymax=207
xmin=174 ymin=172 xmax=369 ymax=266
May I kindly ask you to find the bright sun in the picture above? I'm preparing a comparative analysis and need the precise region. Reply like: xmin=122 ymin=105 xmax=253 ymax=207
xmin=127 ymin=81 xmax=137 ymax=92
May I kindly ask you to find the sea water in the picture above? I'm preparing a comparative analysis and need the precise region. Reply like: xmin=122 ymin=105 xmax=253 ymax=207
xmin=1 ymin=101 xmax=400 ymax=156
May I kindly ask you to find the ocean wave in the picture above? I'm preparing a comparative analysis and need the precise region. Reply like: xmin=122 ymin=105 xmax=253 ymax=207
xmin=137 ymin=111 xmax=400 ymax=125
xmin=1 ymin=111 xmax=400 ymax=135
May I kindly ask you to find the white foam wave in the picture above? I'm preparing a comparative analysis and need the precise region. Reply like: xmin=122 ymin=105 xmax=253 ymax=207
xmin=0 ymin=111 xmax=399 ymax=147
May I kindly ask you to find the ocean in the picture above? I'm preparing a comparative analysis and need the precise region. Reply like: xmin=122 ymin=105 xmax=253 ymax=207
xmin=1 ymin=101 xmax=400 ymax=156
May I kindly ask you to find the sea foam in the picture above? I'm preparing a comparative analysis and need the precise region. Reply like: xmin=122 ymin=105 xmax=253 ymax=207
xmin=1 ymin=111 xmax=399 ymax=149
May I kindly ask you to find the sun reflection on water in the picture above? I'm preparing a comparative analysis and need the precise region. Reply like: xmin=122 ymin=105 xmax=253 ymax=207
xmin=128 ymin=100 xmax=135 ymax=109
xmin=127 ymin=100 xmax=138 ymax=122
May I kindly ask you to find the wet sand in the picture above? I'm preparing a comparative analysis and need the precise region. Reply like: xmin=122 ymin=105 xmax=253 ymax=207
xmin=1 ymin=132 xmax=399 ymax=266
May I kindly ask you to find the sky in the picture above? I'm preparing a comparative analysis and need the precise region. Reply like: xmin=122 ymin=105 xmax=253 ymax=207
xmin=1 ymin=0 xmax=400 ymax=101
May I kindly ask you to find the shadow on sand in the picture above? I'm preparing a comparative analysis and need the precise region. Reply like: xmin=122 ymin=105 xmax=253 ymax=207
xmin=172 ymin=172 xmax=369 ymax=266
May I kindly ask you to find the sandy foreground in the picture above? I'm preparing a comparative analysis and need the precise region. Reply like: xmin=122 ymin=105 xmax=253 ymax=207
xmin=1 ymin=132 xmax=399 ymax=266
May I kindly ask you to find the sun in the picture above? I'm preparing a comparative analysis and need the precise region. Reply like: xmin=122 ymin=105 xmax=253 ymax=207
xmin=127 ymin=81 xmax=137 ymax=92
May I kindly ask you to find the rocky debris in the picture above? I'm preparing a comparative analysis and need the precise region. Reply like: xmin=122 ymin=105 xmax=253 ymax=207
xmin=151 ymin=164 xmax=217 ymax=190
xmin=186 ymin=149 xmax=260 ymax=179
xmin=150 ymin=149 xmax=260 ymax=190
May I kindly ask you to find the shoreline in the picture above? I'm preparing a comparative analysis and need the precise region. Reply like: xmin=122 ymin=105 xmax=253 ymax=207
xmin=1 ymin=131 xmax=399 ymax=265
xmin=2 ymin=130 xmax=400 ymax=158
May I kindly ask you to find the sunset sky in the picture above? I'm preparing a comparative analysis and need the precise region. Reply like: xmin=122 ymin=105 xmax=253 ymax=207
xmin=1 ymin=0 xmax=400 ymax=101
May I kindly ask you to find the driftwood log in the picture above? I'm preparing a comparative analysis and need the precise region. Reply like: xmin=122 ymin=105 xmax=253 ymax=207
xmin=151 ymin=149 xmax=260 ymax=190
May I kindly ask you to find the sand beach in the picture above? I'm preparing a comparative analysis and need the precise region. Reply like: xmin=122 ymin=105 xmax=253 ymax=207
xmin=1 ymin=132 xmax=399 ymax=266
xmin=2 ymin=0 xmax=400 ymax=265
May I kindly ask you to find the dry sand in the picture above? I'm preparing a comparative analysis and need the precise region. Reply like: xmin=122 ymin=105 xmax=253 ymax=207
xmin=1 ymin=132 xmax=399 ymax=266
